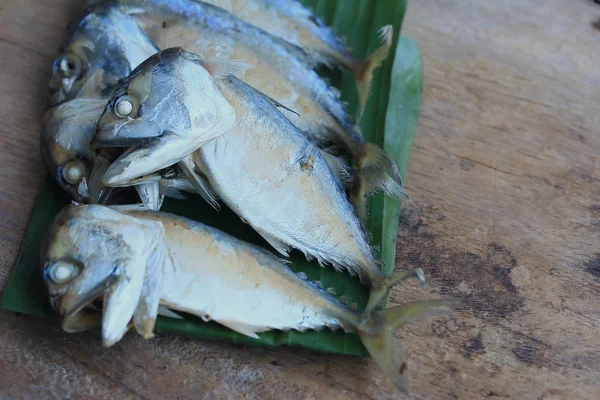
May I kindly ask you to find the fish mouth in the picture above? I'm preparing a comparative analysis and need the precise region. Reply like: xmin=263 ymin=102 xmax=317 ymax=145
xmin=93 ymin=120 xmax=163 ymax=149
xmin=48 ymin=89 xmax=66 ymax=108
xmin=59 ymin=263 xmax=122 ymax=321
xmin=60 ymin=300 xmax=103 ymax=333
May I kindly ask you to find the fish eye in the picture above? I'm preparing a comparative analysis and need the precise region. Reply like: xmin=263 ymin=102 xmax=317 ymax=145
xmin=114 ymin=96 xmax=134 ymax=118
xmin=58 ymin=54 xmax=82 ymax=79
xmin=62 ymin=160 xmax=87 ymax=185
xmin=47 ymin=261 xmax=79 ymax=284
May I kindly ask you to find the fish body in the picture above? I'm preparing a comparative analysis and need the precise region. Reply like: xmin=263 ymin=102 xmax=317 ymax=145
xmin=95 ymin=49 xmax=382 ymax=285
xmin=42 ymin=204 xmax=455 ymax=396
xmin=195 ymin=75 xmax=381 ymax=284
xmin=47 ymin=1 xmax=402 ymax=214
xmin=124 ymin=0 xmax=352 ymax=144
xmin=110 ymin=0 xmax=402 ymax=204
xmin=202 ymin=0 xmax=349 ymax=67
xmin=199 ymin=0 xmax=391 ymax=114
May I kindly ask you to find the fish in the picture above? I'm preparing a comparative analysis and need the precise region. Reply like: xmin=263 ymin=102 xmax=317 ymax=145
xmin=94 ymin=48 xmax=406 ymax=312
xmin=109 ymin=0 xmax=404 ymax=220
xmin=93 ymin=48 xmax=238 ymax=187
xmin=201 ymin=0 xmax=392 ymax=113
xmin=40 ymin=92 xmax=110 ymax=203
xmin=41 ymin=203 xmax=457 ymax=396
xmin=43 ymin=3 xmax=161 ymax=203
xmin=48 ymin=4 xmax=159 ymax=107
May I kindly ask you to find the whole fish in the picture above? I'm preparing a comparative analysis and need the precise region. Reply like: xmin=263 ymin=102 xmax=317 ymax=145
xmin=201 ymin=0 xmax=391 ymax=113
xmin=108 ymin=0 xmax=403 ymax=218
xmin=41 ymin=203 xmax=455 ymax=396
xmin=95 ymin=49 xmax=403 ymax=312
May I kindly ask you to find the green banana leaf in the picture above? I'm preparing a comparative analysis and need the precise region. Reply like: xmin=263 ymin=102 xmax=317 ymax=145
xmin=1 ymin=0 xmax=422 ymax=357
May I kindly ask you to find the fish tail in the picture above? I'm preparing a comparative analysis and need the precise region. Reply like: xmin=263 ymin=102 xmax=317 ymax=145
xmin=357 ymin=298 xmax=459 ymax=397
xmin=358 ymin=142 xmax=403 ymax=185
xmin=364 ymin=268 xmax=428 ymax=317
xmin=351 ymin=25 xmax=393 ymax=117
xmin=350 ymin=142 xmax=407 ymax=227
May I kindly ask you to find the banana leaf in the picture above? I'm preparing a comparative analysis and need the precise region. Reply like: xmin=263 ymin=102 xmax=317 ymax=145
xmin=1 ymin=0 xmax=422 ymax=357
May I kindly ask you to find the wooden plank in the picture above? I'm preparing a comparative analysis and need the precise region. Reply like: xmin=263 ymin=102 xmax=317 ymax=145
xmin=0 ymin=0 xmax=599 ymax=399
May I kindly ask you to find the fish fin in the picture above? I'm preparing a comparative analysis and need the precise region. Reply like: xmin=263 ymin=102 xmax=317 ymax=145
xmin=364 ymin=268 xmax=426 ymax=316
xmin=158 ymin=180 xmax=188 ymax=200
xmin=200 ymin=58 xmax=252 ymax=79
xmin=253 ymin=87 xmax=301 ymax=118
xmin=351 ymin=25 xmax=393 ymax=118
xmin=359 ymin=143 xmax=403 ymax=185
xmin=219 ymin=321 xmax=261 ymax=339
xmin=350 ymin=168 xmax=409 ymax=229
xmin=177 ymin=157 xmax=220 ymax=210
xmin=318 ymin=149 xmax=353 ymax=188
xmin=255 ymin=228 xmax=292 ymax=257
xmin=102 ymin=258 xmax=146 ymax=347
xmin=226 ymin=75 xmax=301 ymax=118
xmin=157 ymin=306 xmax=184 ymax=320
xmin=349 ymin=142 xmax=405 ymax=228
xmin=357 ymin=298 xmax=459 ymax=398
xmin=133 ymin=237 xmax=165 ymax=339
xmin=134 ymin=182 xmax=164 ymax=211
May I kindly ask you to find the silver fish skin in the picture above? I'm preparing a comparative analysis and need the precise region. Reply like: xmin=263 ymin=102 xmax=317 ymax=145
xmin=41 ymin=95 xmax=108 ymax=203
xmin=195 ymin=74 xmax=383 ymax=286
xmin=111 ymin=3 xmax=394 ymax=160
xmin=48 ymin=4 xmax=159 ymax=107
xmin=124 ymin=0 xmax=359 ymax=146
xmin=201 ymin=0 xmax=390 ymax=113
xmin=93 ymin=48 xmax=237 ymax=187
xmin=42 ymin=203 xmax=456 ymax=396
xmin=94 ymin=48 xmax=380 ymax=286
xmin=109 ymin=0 xmax=403 ymax=219
xmin=43 ymin=3 xmax=159 ymax=202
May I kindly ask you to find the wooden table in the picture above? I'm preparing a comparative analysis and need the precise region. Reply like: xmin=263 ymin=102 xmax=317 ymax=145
xmin=1 ymin=0 xmax=599 ymax=398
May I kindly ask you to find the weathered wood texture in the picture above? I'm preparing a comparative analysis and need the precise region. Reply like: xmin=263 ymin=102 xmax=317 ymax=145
xmin=0 ymin=0 xmax=599 ymax=399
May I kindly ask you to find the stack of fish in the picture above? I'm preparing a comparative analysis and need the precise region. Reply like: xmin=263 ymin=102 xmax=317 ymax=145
xmin=39 ymin=0 xmax=454 ymax=395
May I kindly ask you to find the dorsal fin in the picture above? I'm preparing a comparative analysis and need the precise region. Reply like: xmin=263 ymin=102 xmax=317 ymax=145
xmin=230 ymin=76 xmax=301 ymax=118
xmin=201 ymin=58 xmax=252 ymax=79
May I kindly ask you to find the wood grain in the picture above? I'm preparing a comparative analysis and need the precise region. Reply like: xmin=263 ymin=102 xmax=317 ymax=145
xmin=0 ymin=0 xmax=599 ymax=399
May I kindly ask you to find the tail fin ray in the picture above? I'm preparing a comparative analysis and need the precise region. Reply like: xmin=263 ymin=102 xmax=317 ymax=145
xmin=352 ymin=25 xmax=394 ymax=117
xmin=358 ymin=299 xmax=459 ymax=397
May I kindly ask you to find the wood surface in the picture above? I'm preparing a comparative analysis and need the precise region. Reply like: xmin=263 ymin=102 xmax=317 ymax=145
xmin=1 ymin=0 xmax=599 ymax=399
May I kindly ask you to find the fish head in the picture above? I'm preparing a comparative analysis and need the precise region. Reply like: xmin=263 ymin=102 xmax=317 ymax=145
xmin=48 ymin=6 xmax=158 ymax=107
xmin=41 ymin=204 xmax=165 ymax=343
xmin=93 ymin=48 xmax=236 ymax=187
xmin=40 ymin=98 xmax=111 ymax=203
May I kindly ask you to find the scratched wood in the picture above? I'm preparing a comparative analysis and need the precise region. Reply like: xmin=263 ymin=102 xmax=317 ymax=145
xmin=1 ymin=0 xmax=599 ymax=399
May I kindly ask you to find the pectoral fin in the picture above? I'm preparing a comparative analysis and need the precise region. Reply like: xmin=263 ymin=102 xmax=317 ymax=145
xmin=177 ymin=155 xmax=219 ymax=210
xmin=135 ymin=182 xmax=164 ymax=210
